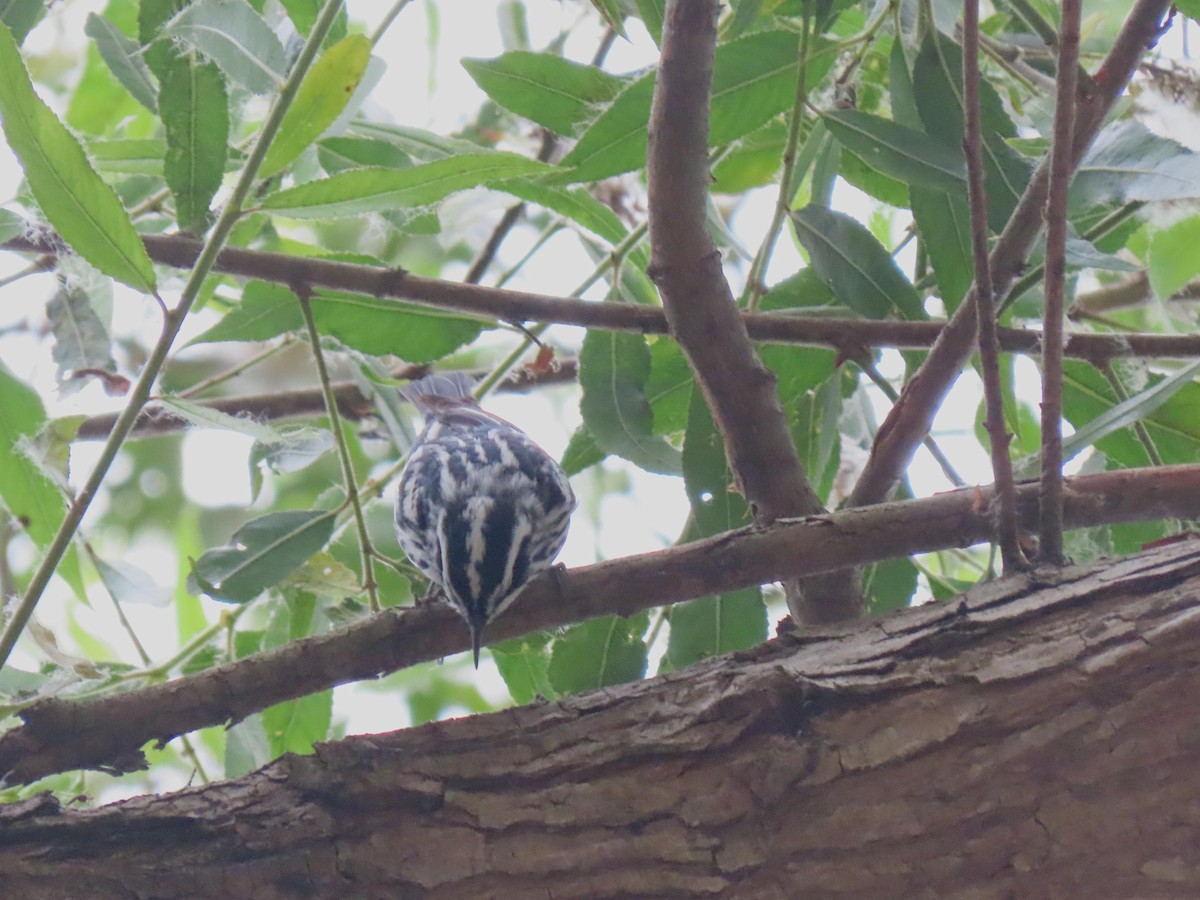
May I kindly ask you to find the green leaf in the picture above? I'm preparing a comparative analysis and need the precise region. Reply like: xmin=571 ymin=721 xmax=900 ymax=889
xmin=160 ymin=56 xmax=228 ymax=234
xmin=190 ymin=280 xmax=302 ymax=344
xmin=0 ymin=0 xmax=44 ymax=44
xmin=156 ymin=395 xmax=282 ymax=441
xmin=46 ymin=283 xmax=117 ymax=382
xmin=579 ymin=330 xmax=682 ymax=475
xmin=557 ymin=30 xmax=833 ymax=183
xmin=263 ymin=687 xmax=332 ymax=757
xmin=0 ymin=361 xmax=67 ymax=548
xmin=560 ymin=425 xmax=606 ymax=475
xmin=1149 ymin=216 xmax=1200 ymax=300
xmin=633 ymin=0 xmax=665 ymax=44
xmin=162 ymin=0 xmax=285 ymax=95
xmin=463 ymin=51 xmax=626 ymax=137
xmin=492 ymin=632 xmax=557 ymax=704
xmin=863 ymin=556 xmax=919 ymax=615
xmin=85 ymin=12 xmax=158 ymax=112
xmin=260 ymin=34 xmax=372 ymax=178
xmin=912 ymin=30 xmax=1030 ymax=231
xmin=785 ymin=370 xmax=843 ymax=501
xmin=665 ymin=592 xmax=765 ymax=670
xmin=86 ymin=139 xmax=167 ymax=175
xmin=95 ymin=558 xmax=172 ymax=607
xmin=188 ymin=509 xmax=338 ymax=603
xmin=0 ymin=23 xmax=156 ymax=292
xmin=790 ymin=205 xmax=925 ymax=319
xmin=822 ymin=109 xmax=965 ymax=190
xmin=667 ymin=389 xmax=766 ymax=671
xmin=1075 ymin=120 xmax=1200 ymax=205
xmin=261 ymin=152 xmax=551 ymax=218
xmin=712 ymin=120 xmax=786 ymax=193
xmin=910 ymin=187 xmax=973 ymax=309
xmin=0 ymin=206 xmax=21 ymax=241
xmin=1050 ymin=360 xmax=1200 ymax=474
xmin=548 ymin=613 xmax=648 ymax=696
xmin=191 ymin=278 xmax=484 ymax=363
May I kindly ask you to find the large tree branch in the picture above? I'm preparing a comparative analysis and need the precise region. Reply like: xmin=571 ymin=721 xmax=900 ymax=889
xmin=4 ymin=540 xmax=1200 ymax=896
xmin=848 ymin=0 xmax=1173 ymax=508
xmin=2 ymin=463 xmax=1198 ymax=787
xmin=646 ymin=0 xmax=861 ymax=622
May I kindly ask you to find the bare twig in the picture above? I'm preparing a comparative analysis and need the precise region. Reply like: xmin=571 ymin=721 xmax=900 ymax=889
xmin=1040 ymin=0 xmax=1083 ymax=566
xmin=647 ymin=0 xmax=861 ymax=623
xmin=964 ymin=0 xmax=1027 ymax=572
xmin=3 ymin=462 xmax=1199 ymax=786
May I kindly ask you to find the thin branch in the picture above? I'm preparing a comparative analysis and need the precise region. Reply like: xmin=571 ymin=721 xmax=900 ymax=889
xmin=1039 ymin=0 xmax=1083 ymax=566
xmin=742 ymin=13 xmax=812 ymax=310
xmin=647 ymin=0 xmax=861 ymax=623
xmin=74 ymin=362 xmax=578 ymax=441
xmin=848 ymin=0 xmax=1173 ymax=510
xmin=9 ymin=231 xmax=1200 ymax=368
xmin=964 ymin=0 xmax=1026 ymax=572
xmin=0 ymin=1 xmax=351 ymax=672
xmin=2 ymin=462 xmax=1199 ymax=786
xmin=297 ymin=291 xmax=380 ymax=612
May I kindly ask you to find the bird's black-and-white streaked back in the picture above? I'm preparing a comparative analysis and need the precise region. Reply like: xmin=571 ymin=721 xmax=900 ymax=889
xmin=395 ymin=373 xmax=575 ymax=667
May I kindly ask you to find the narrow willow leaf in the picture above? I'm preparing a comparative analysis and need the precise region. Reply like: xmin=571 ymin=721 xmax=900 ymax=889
xmin=579 ymin=330 xmax=682 ymax=475
xmin=864 ymin=555 xmax=919 ymax=615
xmin=261 ymin=152 xmax=552 ymax=218
xmin=95 ymin=558 xmax=172 ymax=607
xmin=0 ymin=361 xmax=67 ymax=548
xmin=188 ymin=509 xmax=338 ymax=603
xmin=910 ymin=187 xmax=973 ymax=309
xmin=46 ymin=283 xmax=117 ymax=382
xmin=260 ymin=34 xmax=372 ymax=178
xmin=160 ymin=56 xmax=228 ymax=234
xmin=0 ymin=0 xmax=43 ymax=44
xmin=189 ymin=280 xmax=302 ymax=344
xmin=912 ymin=30 xmax=1030 ymax=231
xmin=1148 ymin=217 xmax=1200 ymax=300
xmin=790 ymin=205 xmax=925 ymax=320
xmin=1074 ymin=120 xmax=1194 ymax=206
xmin=548 ymin=613 xmax=649 ymax=696
xmin=85 ymin=12 xmax=158 ymax=112
xmin=822 ymin=108 xmax=965 ymax=190
xmin=633 ymin=0 xmax=665 ymax=43
xmin=87 ymin=139 xmax=167 ymax=175
xmin=0 ymin=24 xmax=156 ymax=291
xmin=310 ymin=292 xmax=484 ymax=363
xmin=1015 ymin=360 xmax=1200 ymax=478
xmin=163 ymin=0 xmax=286 ymax=95
xmin=157 ymin=395 xmax=282 ymax=441
xmin=462 ymin=51 xmax=626 ymax=137
xmin=557 ymin=30 xmax=832 ymax=183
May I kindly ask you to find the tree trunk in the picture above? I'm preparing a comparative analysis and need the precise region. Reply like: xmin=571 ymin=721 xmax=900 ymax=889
xmin=4 ymin=540 xmax=1200 ymax=898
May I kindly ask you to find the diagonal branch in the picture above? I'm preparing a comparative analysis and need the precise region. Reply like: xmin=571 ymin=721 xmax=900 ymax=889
xmin=646 ymin=0 xmax=862 ymax=623
xmin=847 ymin=0 xmax=1173 ymax=509
xmin=2 ymin=462 xmax=1199 ymax=787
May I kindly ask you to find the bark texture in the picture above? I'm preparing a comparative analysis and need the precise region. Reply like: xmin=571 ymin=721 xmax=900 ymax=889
xmin=4 ymin=540 xmax=1200 ymax=898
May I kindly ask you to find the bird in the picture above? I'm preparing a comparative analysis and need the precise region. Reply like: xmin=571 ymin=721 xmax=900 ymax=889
xmin=395 ymin=372 xmax=576 ymax=667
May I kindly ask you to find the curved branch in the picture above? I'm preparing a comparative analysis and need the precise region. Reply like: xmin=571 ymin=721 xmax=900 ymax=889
xmin=2 ymin=463 xmax=1199 ymax=787
xmin=646 ymin=0 xmax=861 ymax=622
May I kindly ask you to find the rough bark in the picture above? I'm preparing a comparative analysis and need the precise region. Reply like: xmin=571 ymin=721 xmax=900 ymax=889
xmin=4 ymin=539 xmax=1200 ymax=898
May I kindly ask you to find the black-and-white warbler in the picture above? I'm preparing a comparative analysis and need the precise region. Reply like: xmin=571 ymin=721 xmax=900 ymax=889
xmin=395 ymin=373 xmax=576 ymax=667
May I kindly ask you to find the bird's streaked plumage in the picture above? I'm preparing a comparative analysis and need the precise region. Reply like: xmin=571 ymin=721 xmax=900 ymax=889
xmin=395 ymin=373 xmax=575 ymax=666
